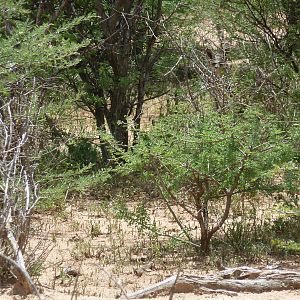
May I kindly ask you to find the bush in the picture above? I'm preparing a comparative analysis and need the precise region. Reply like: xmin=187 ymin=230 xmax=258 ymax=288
xmin=67 ymin=138 xmax=100 ymax=168
xmin=121 ymin=105 xmax=298 ymax=253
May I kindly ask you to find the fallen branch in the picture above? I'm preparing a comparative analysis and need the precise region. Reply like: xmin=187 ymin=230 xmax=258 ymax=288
xmin=126 ymin=266 xmax=300 ymax=299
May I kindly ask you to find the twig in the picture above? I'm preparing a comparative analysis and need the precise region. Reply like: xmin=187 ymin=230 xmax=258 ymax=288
xmin=164 ymin=56 xmax=183 ymax=77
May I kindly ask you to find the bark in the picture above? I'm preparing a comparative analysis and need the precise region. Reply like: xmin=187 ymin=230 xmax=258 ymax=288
xmin=209 ymin=193 xmax=232 ymax=237
xmin=63 ymin=0 xmax=166 ymax=158
xmin=199 ymin=233 xmax=211 ymax=254
xmin=242 ymin=0 xmax=299 ymax=73
xmin=127 ymin=266 xmax=300 ymax=299
xmin=198 ymin=153 xmax=248 ymax=253
xmin=133 ymin=77 xmax=147 ymax=142
xmin=77 ymin=69 xmax=112 ymax=163
xmin=282 ymin=0 xmax=300 ymax=73
xmin=133 ymin=0 xmax=163 ymax=143
xmin=108 ymin=87 xmax=129 ymax=151
xmin=96 ymin=0 xmax=131 ymax=151
xmin=197 ymin=204 xmax=211 ymax=254
xmin=94 ymin=104 xmax=111 ymax=164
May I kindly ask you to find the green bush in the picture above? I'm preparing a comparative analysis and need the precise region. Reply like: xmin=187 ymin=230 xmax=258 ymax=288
xmin=121 ymin=105 xmax=298 ymax=253
xmin=67 ymin=138 xmax=100 ymax=168
xmin=271 ymin=239 xmax=300 ymax=255
xmin=273 ymin=215 xmax=300 ymax=242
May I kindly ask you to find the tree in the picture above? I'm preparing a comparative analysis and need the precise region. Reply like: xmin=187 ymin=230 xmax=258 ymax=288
xmin=122 ymin=106 xmax=297 ymax=253
xmin=202 ymin=0 xmax=300 ymax=117
xmin=24 ymin=1 xmax=188 ymax=163
xmin=170 ymin=0 xmax=299 ymax=120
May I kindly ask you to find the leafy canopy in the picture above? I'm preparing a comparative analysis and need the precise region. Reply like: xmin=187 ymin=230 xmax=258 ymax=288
xmin=123 ymin=106 xmax=296 ymax=200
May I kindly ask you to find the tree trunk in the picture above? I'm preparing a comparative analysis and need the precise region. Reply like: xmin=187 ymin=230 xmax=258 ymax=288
xmin=94 ymin=104 xmax=110 ymax=165
xmin=196 ymin=200 xmax=211 ymax=254
xmin=199 ymin=229 xmax=211 ymax=254
xmin=133 ymin=77 xmax=146 ymax=143
xmin=108 ymin=87 xmax=129 ymax=151
xmin=126 ymin=267 xmax=300 ymax=299
xmin=283 ymin=0 xmax=300 ymax=73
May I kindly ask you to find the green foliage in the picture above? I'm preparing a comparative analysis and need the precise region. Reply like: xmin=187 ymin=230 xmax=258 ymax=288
xmin=274 ymin=216 xmax=300 ymax=240
xmin=204 ymin=0 xmax=300 ymax=118
xmin=38 ymin=139 xmax=111 ymax=210
xmin=1 ymin=0 xmax=299 ymax=266
xmin=38 ymin=166 xmax=111 ymax=211
xmin=28 ymin=260 xmax=45 ymax=278
xmin=224 ymin=219 xmax=273 ymax=258
xmin=0 ymin=17 xmax=88 ymax=88
xmin=67 ymin=138 xmax=100 ymax=168
xmin=121 ymin=105 xmax=298 ymax=251
xmin=0 ymin=1 xmax=105 ymax=213
xmin=113 ymin=199 xmax=150 ymax=233
xmin=125 ymin=106 xmax=294 ymax=194
xmin=272 ymin=239 xmax=300 ymax=254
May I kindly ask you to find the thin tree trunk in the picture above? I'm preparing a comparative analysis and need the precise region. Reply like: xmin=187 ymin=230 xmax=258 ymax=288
xmin=109 ymin=87 xmax=129 ymax=151
xmin=94 ymin=105 xmax=110 ymax=164
xmin=133 ymin=78 xmax=146 ymax=143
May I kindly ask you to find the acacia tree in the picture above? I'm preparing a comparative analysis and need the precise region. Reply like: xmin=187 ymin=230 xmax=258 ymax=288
xmin=25 ymin=1 xmax=186 ymax=163
xmin=170 ymin=0 xmax=299 ymax=118
xmin=94 ymin=1 xmax=164 ymax=148
xmin=123 ymin=106 xmax=297 ymax=253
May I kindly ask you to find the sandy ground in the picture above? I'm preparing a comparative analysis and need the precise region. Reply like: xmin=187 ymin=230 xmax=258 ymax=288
xmin=1 ymin=289 xmax=300 ymax=300
xmin=1 ymin=198 xmax=299 ymax=300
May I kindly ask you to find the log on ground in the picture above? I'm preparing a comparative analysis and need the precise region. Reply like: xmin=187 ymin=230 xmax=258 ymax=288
xmin=126 ymin=267 xmax=300 ymax=299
